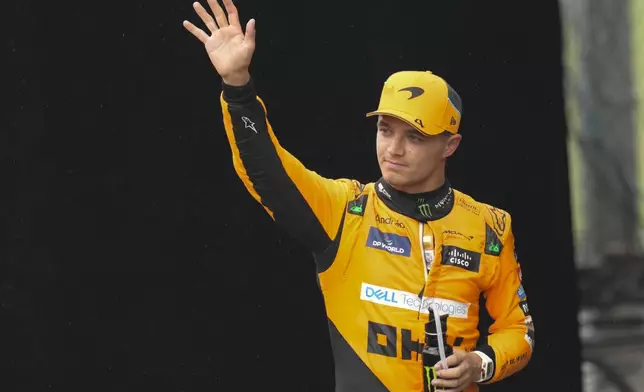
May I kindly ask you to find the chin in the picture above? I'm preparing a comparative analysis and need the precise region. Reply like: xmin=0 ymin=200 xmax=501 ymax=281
xmin=382 ymin=171 xmax=408 ymax=188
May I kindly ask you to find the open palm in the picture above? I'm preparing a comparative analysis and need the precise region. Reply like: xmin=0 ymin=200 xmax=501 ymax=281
xmin=183 ymin=0 xmax=256 ymax=85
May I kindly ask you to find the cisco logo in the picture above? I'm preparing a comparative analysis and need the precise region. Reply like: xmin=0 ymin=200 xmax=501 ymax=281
xmin=441 ymin=245 xmax=481 ymax=273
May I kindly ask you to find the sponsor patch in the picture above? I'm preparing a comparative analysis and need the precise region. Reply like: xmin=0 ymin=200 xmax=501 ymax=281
xmin=360 ymin=283 xmax=470 ymax=318
xmin=484 ymin=224 xmax=503 ymax=256
xmin=377 ymin=182 xmax=392 ymax=199
xmin=441 ymin=245 xmax=481 ymax=273
xmin=443 ymin=230 xmax=473 ymax=241
xmin=347 ymin=194 xmax=368 ymax=216
xmin=456 ymin=198 xmax=481 ymax=215
xmin=375 ymin=214 xmax=405 ymax=229
xmin=524 ymin=333 xmax=534 ymax=350
xmin=517 ymin=284 xmax=527 ymax=301
xmin=366 ymin=227 xmax=411 ymax=257
xmin=519 ymin=300 xmax=530 ymax=316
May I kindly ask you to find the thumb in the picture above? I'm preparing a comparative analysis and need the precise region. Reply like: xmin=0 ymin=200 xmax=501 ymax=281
xmin=245 ymin=19 xmax=256 ymax=47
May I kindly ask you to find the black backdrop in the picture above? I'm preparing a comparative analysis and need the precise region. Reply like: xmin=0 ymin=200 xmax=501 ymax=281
xmin=5 ymin=0 xmax=582 ymax=391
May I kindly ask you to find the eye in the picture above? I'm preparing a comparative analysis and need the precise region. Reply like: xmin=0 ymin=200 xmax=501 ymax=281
xmin=378 ymin=127 xmax=392 ymax=135
xmin=407 ymin=134 xmax=423 ymax=143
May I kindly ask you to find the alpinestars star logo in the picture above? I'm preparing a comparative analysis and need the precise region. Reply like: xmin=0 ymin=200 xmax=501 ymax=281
xmin=241 ymin=116 xmax=257 ymax=133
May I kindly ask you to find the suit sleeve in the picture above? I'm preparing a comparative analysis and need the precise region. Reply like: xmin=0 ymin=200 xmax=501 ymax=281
xmin=219 ymin=79 xmax=359 ymax=254
xmin=476 ymin=213 xmax=534 ymax=384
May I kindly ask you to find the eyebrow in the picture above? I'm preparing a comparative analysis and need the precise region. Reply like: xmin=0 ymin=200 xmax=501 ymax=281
xmin=376 ymin=119 xmax=390 ymax=128
xmin=378 ymin=120 xmax=424 ymax=136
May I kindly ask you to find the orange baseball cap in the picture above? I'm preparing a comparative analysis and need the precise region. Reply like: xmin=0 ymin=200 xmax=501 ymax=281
xmin=366 ymin=70 xmax=463 ymax=136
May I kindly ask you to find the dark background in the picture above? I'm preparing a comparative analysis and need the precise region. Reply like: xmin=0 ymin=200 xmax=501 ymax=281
xmin=4 ymin=0 xmax=582 ymax=391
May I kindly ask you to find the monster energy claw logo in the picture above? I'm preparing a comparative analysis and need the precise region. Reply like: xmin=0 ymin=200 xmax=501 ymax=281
xmin=418 ymin=204 xmax=432 ymax=218
xmin=424 ymin=365 xmax=438 ymax=391
xmin=417 ymin=199 xmax=432 ymax=218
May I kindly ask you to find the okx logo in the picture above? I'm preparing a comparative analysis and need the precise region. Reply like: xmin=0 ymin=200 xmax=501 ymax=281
xmin=366 ymin=227 xmax=411 ymax=257
xmin=441 ymin=245 xmax=481 ymax=273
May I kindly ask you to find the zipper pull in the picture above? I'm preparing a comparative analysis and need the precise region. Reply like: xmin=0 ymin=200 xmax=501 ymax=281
xmin=423 ymin=230 xmax=435 ymax=272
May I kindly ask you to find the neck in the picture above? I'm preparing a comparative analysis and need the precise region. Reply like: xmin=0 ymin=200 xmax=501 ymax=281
xmin=375 ymin=176 xmax=454 ymax=221
xmin=392 ymin=168 xmax=446 ymax=194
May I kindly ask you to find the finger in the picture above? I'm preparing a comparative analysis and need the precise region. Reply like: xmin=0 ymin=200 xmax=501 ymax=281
xmin=431 ymin=375 xmax=461 ymax=390
xmin=436 ymin=364 xmax=463 ymax=380
xmin=244 ymin=18 xmax=256 ymax=47
xmin=435 ymin=352 xmax=464 ymax=370
xmin=207 ymin=0 xmax=229 ymax=28
xmin=193 ymin=2 xmax=219 ymax=34
xmin=182 ymin=20 xmax=209 ymax=44
xmin=222 ymin=0 xmax=241 ymax=26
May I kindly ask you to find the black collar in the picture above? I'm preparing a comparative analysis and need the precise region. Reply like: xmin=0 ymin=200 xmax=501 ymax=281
xmin=374 ymin=178 xmax=454 ymax=221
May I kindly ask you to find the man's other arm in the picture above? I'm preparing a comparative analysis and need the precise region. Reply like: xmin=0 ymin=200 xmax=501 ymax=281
xmin=476 ymin=211 xmax=535 ymax=384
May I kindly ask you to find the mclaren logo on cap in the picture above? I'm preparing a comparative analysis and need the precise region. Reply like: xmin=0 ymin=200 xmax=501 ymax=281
xmin=398 ymin=87 xmax=425 ymax=100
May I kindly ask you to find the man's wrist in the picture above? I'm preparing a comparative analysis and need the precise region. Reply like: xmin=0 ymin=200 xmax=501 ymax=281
xmin=221 ymin=75 xmax=256 ymax=103
xmin=468 ymin=351 xmax=483 ymax=382
xmin=471 ymin=350 xmax=494 ymax=383
xmin=222 ymin=71 xmax=251 ymax=87
xmin=468 ymin=351 xmax=483 ymax=368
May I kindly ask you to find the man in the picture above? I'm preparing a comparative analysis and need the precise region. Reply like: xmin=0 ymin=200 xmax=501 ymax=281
xmin=183 ymin=1 xmax=534 ymax=391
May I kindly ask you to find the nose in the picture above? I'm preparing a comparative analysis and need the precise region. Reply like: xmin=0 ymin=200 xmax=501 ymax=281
xmin=387 ymin=135 xmax=405 ymax=156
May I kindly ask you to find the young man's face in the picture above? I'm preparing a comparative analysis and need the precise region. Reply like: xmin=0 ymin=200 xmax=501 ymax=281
xmin=376 ymin=115 xmax=461 ymax=193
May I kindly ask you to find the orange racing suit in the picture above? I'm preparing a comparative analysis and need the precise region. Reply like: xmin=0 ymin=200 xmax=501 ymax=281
xmin=220 ymin=79 xmax=534 ymax=392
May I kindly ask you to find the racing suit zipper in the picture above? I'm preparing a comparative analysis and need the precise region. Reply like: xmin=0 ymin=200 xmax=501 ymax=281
xmin=417 ymin=222 xmax=434 ymax=316
xmin=417 ymin=221 xmax=435 ymax=367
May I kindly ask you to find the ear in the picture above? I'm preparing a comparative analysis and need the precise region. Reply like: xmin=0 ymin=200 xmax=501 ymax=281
xmin=443 ymin=134 xmax=462 ymax=158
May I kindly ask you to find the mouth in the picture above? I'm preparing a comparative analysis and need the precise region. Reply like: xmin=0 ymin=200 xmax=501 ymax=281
xmin=384 ymin=160 xmax=407 ymax=168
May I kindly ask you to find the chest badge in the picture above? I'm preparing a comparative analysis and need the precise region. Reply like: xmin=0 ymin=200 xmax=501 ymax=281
xmin=366 ymin=227 xmax=411 ymax=257
xmin=441 ymin=245 xmax=481 ymax=273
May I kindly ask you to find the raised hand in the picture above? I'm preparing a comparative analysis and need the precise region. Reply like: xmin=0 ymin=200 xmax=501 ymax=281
xmin=183 ymin=0 xmax=256 ymax=86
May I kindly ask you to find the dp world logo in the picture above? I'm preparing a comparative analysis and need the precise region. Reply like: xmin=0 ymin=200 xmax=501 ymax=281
xmin=366 ymin=227 xmax=411 ymax=257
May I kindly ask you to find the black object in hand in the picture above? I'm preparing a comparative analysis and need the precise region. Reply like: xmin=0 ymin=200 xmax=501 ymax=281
xmin=423 ymin=313 xmax=453 ymax=392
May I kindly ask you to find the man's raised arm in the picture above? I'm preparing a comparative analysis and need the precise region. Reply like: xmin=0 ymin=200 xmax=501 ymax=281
xmin=184 ymin=0 xmax=359 ymax=253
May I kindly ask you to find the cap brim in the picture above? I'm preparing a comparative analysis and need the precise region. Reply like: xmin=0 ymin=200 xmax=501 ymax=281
xmin=366 ymin=109 xmax=445 ymax=136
